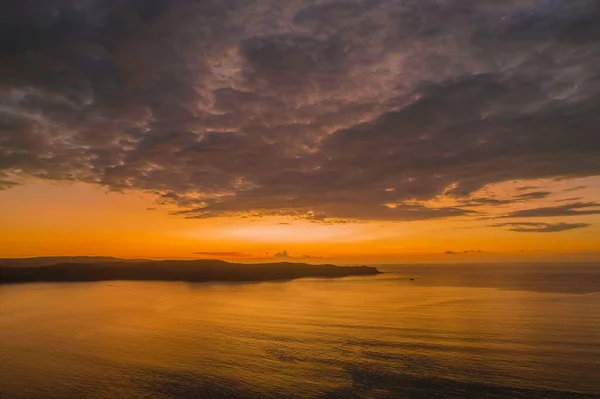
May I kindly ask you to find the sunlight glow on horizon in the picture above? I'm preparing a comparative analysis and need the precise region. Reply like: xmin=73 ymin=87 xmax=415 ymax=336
xmin=1 ymin=178 xmax=599 ymax=262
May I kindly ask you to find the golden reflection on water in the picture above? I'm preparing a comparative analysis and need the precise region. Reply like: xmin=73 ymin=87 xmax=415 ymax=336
xmin=1 ymin=266 xmax=600 ymax=398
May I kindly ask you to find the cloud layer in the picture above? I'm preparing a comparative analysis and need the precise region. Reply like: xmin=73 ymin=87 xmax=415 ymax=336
xmin=502 ymin=202 xmax=600 ymax=218
xmin=492 ymin=222 xmax=591 ymax=233
xmin=1 ymin=0 xmax=600 ymax=221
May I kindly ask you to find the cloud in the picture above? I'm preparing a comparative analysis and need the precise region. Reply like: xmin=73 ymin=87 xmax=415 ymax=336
xmin=516 ymin=186 xmax=539 ymax=192
xmin=564 ymin=186 xmax=588 ymax=192
xmin=502 ymin=202 xmax=600 ymax=218
xmin=459 ymin=191 xmax=552 ymax=207
xmin=492 ymin=222 xmax=591 ymax=233
xmin=0 ymin=179 xmax=18 ymax=190
xmin=300 ymin=254 xmax=323 ymax=259
xmin=273 ymin=250 xmax=290 ymax=259
xmin=1 ymin=0 xmax=599 ymax=222
xmin=272 ymin=250 xmax=322 ymax=260
xmin=193 ymin=252 xmax=251 ymax=258
xmin=512 ymin=192 xmax=552 ymax=200
xmin=554 ymin=197 xmax=583 ymax=202
xmin=445 ymin=250 xmax=483 ymax=255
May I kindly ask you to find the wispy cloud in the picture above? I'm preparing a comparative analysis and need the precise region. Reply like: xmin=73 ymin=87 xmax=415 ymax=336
xmin=501 ymin=203 xmax=600 ymax=218
xmin=459 ymin=192 xmax=552 ymax=207
xmin=564 ymin=186 xmax=588 ymax=192
xmin=491 ymin=222 xmax=591 ymax=233
xmin=445 ymin=250 xmax=483 ymax=255
xmin=516 ymin=186 xmax=539 ymax=192
xmin=554 ymin=197 xmax=583 ymax=203
xmin=272 ymin=250 xmax=322 ymax=260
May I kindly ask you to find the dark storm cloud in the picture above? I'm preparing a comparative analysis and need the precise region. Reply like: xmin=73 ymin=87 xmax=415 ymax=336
xmin=502 ymin=202 xmax=600 ymax=218
xmin=492 ymin=222 xmax=591 ymax=233
xmin=1 ymin=0 xmax=600 ymax=221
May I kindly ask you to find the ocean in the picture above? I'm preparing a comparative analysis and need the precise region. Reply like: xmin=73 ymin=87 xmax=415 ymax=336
xmin=1 ymin=263 xmax=599 ymax=398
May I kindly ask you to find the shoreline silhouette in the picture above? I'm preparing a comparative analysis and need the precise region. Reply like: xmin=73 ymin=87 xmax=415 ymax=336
xmin=0 ymin=258 xmax=381 ymax=285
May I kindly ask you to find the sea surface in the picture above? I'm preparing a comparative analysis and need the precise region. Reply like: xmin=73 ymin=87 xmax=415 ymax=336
xmin=1 ymin=263 xmax=599 ymax=398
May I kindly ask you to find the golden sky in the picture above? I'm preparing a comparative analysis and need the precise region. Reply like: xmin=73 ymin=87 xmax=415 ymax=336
xmin=2 ymin=177 xmax=599 ymax=263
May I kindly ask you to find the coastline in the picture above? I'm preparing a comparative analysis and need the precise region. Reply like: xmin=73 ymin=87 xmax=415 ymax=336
xmin=0 ymin=258 xmax=381 ymax=285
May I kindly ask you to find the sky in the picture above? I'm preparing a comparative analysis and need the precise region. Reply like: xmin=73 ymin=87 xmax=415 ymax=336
xmin=1 ymin=0 xmax=599 ymax=263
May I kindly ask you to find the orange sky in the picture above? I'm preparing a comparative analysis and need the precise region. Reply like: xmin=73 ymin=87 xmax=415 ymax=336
xmin=2 ymin=177 xmax=599 ymax=263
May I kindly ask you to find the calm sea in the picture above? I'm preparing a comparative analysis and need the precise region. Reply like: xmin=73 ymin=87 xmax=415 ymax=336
xmin=1 ymin=263 xmax=599 ymax=398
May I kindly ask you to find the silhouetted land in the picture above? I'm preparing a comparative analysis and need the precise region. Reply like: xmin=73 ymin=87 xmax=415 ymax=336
xmin=0 ymin=256 xmax=140 ymax=267
xmin=0 ymin=258 xmax=380 ymax=284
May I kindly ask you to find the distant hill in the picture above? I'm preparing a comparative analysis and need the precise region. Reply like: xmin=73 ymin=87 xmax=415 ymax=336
xmin=0 ymin=258 xmax=381 ymax=284
xmin=0 ymin=256 xmax=142 ymax=267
